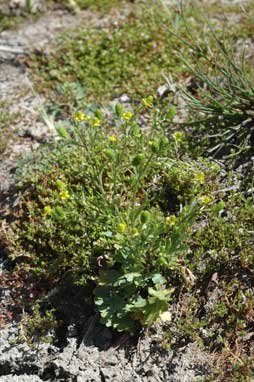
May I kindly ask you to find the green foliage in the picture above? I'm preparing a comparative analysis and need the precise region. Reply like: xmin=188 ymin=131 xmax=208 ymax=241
xmin=74 ymin=0 xmax=124 ymax=11
xmin=8 ymin=104 xmax=215 ymax=332
xmin=177 ymin=20 xmax=254 ymax=166
xmin=31 ymin=0 xmax=254 ymax=116
xmin=4 ymin=1 xmax=254 ymax=378
xmin=95 ymin=271 xmax=174 ymax=332
xmin=31 ymin=1 xmax=186 ymax=105
xmin=0 ymin=101 xmax=20 ymax=154
xmin=95 ymin=200 xmax=197 ymax=332
xmin=20 ymin=305 xmax=57 ymax=346
xmin=164 ymin=190 xmax=254 ymax=381
xmin=157 ymin=6 xmax=254 ymax=377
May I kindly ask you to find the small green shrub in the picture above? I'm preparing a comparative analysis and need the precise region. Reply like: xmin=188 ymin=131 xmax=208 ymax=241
xmin=163 ymin=190 xmax=254 ymax=381
xmin=7 ymin=103 xmax=215 ymax=332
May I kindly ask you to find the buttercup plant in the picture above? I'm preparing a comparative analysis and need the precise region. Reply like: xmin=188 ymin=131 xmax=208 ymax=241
xmin=3 ymin=2 xmax=254 ymax=378
xmin=8 ymin=100 xmax=217 ymax=333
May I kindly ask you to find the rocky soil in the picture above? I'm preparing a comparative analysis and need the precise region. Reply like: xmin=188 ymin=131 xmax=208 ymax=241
xmin=0 ymin=321 xmax=213 ymax=382
xmin=0 ymin=2 xmax=216 ymax=381
xmin=0 ymin=3 xmax=106 ymax=191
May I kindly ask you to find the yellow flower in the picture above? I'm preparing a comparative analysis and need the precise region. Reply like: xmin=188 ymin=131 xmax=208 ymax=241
xmin=92 ymin=117 xmax=101 ymax=127
xmin=200 ymin=195 xmax=211 ymax=205
xmin=142 ymin=96 xmax=153 ymax=108
xmin=74 ymin=111 xmax=85 ymax=122
xmin=123 ymin=111 xmax=133 ymax=121
xmin=109 ymin=135 xmax=117 ymax=143
xmin=165 ymin=215 xmax=176 ymax=226
xmin=195 ymin=171 xmax=205 ymax=184
xmin=118 ymin=223 xmax=126 ymax=233
xmin=172 ymin=131 xmax=184 ymax=143
xmin=43 ymin=205 xmax=52 ymax=216
xmin=131 ymin=228 xmax=139 ymax=237
xmin=60 ymin=190 xmax=70 ymax=201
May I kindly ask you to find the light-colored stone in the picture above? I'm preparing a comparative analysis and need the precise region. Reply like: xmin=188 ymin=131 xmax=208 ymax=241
xmin=0 ymin=0 xmax=44 ymax=15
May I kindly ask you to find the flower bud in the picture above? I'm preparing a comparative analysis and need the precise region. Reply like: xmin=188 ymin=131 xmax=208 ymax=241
xmin=132 ymin=154 xmax=144 ymax=167
xmin=104 ymin=149 xmax=115 ymax=160
xmin=160 ymin=137 xmax=169 ymax=150
xmin=115 ymin=103 xmax=123 ymax=118
xmin=43 ymin=205 xmax=52 ymax=216
xmin=95 ymin=109 xmax=103 ymax=120
xmin=149 ymin=140 xmax=160 ymax=154
xmin=140 ymin=210 xmax=150 ymax=224
xmin=165 ymin=215 xmax=176 ymax=226
xmin=56 ymin=179 xmax=66 ymax=191
xmin=57 ymin=127 xmax=69 ymax=139
xmin=53 ymin=206 xmax=65 ymax=220
xmin=166 ymin=106 xmax=176 ymax=120
xmin=131 ymin=122 xmax=140 ymax=137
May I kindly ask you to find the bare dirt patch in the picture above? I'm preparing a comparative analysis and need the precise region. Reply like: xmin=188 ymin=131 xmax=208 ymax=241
xmin=0 ymin=6 xmax=105 ymax=191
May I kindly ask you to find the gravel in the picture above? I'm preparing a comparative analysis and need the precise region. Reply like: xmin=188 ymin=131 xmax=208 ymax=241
xmin=0 ymin=322 xmax=213 ymax=382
